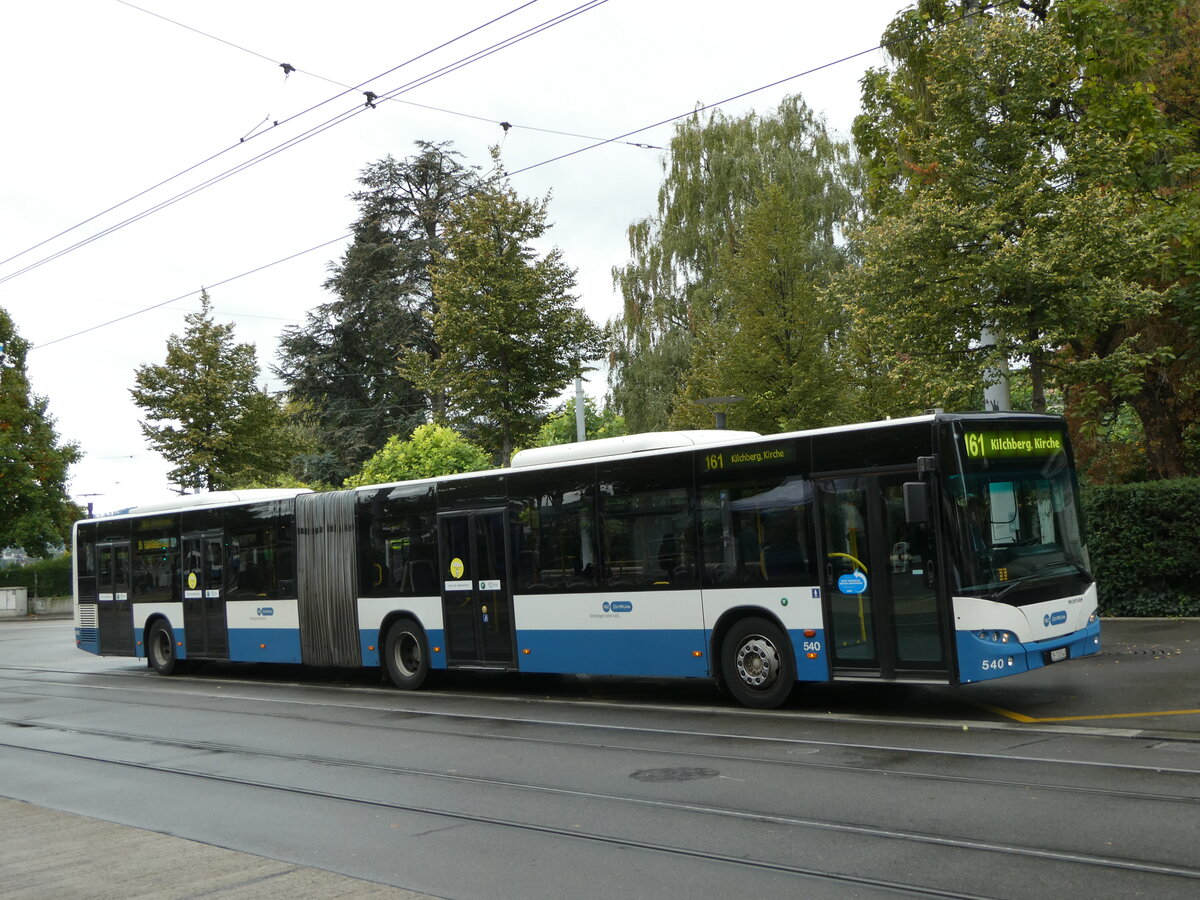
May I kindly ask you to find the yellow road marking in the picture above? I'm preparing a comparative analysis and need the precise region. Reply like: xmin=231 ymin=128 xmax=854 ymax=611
xmin=979 ymin=702 xmax=1200 ymax=724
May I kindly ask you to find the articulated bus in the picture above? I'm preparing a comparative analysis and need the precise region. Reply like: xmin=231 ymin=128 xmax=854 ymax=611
xmin=73 ymin=411 xmax=1100 ymax=708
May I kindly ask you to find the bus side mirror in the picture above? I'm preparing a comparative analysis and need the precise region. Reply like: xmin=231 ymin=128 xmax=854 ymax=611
xmin=903 ymin=482 xmax=930 ymax=524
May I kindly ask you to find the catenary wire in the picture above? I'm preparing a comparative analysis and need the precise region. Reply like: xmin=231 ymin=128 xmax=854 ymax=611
xmin=27 ymin=1 xmax=1017 ymax=352
xmin=0 ymin=0 xmax=549 ymax=274
xmin=0 ymin=0 xmax=609 ymax=288
xmin=115 ymin=0 xmax=661 ymax=150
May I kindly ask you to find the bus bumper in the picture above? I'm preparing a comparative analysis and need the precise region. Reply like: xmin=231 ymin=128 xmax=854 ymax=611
xmin=957 ymin=615 xmax=1102 ymax=684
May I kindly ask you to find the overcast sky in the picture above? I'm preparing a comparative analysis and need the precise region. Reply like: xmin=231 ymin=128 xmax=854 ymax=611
xmin=1 ymin=0 xmax=908 ymax=515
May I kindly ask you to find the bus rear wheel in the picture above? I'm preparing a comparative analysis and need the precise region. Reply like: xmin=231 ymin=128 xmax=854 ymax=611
xmin=384 ymin=619 xmax=430 ymax=690
xmin=147 ymin=620 xmax=182 ymax=676
xmin=720 ymin=617 xmax=795 ymax=709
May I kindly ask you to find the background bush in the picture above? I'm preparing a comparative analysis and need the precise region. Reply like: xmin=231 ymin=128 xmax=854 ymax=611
xmin=1081 ymin=480 xmax=1200 ymax=617
xmin=0 ymin=554 xmax=71 ymax=597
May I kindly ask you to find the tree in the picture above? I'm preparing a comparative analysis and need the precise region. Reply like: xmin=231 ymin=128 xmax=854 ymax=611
xmin=276 ymin=142 xmax=480 ymax=484
xmin=344 ymin=423 xmax=490 ymax=487
xmin=132 ymin=292 xmax=298 ymax=491
xmin=609 ymin=96 xmax=858 ymax=432
xmin=849 ymin=0 xmax=1200 ymax=478
xmin=681 ymin=182 xmax=855 ymax=432
xmin=527 ymin=397 xmax=627 ymax=448
xmin=0 ymin=308 xmax=81 ymax=555
xmin=404 ymin=150 xmax=605 ymax=462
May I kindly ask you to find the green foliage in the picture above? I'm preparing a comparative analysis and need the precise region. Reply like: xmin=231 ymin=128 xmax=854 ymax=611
xmin=526 ymin=398 xmax=626 ymax=449
xmin=610 ymin=96 xmax=858 ymax=432
xmin=132 ymin=291 xmax=300 ymax=491
xmin=276 ymin=142 xmax=480 ymax=485
xmin=404 ymin=149 xmax=605 ymax=462
xmin=0 ymin=308 xmax=82 ymax=556
xmin=344 ymin=423 xmax=490 ymax=487
xmin=1081 ymin=479 xmax=1200 ymax=616
xmin=0 ymin=554 xmax=71 ymax=596
xmin=849 ymin=0 xmax=1200 ymax=476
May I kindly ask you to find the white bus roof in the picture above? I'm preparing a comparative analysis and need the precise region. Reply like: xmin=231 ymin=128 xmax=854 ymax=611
xmin=510 ymin=430 xmax=762 ymax=468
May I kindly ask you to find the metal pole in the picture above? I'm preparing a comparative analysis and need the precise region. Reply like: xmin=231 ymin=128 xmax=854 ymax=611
xmin=574 ymin=376 xmax=587 ymax=442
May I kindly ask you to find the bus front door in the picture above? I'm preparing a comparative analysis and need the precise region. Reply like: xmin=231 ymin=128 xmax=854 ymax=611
xmin=97 ymin=541 xmax=133 ymax=655
xmin=182 ymin=530 xmax=229 ymax=659
xmin=816 ymin=473 xmax=949 ymax=680
xmin=438 ymin=510 xmax=516 ymax=668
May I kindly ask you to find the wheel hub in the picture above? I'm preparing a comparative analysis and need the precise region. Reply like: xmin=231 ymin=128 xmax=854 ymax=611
xmin=736 ymin=636 xmax=780 ymax=688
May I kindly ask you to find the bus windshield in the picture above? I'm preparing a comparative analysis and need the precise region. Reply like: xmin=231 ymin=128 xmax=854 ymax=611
xmin=943 ymin=424 xmax=1091 ymax=603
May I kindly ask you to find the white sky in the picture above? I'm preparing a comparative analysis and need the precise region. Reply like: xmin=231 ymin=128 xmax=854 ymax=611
xmin=1 ymin=0 xmax=908 ymax=515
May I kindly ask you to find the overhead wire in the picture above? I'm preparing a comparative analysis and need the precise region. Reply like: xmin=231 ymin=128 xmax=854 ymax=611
xmin=28 ymin=0 xmax=1016 ymax=353
xmin=0 ymin=0 xmax=550 ymax=275
xmin=115 ymin=0 xmax=660 ymax=150
xmin=0 ymin=0 xmax=610 ymax=288
xmin=31 ymin=233 xmax=351 ymax=350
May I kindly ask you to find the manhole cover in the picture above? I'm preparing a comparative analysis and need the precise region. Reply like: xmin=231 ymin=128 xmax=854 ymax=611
xmin=629 ymin=767 xmax=720 ymax=783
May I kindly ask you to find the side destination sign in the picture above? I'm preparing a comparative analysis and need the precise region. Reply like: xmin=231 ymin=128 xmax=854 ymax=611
xmin=700 ymin=442 xmax=796 ymax=473
xmin=964 ymin=430 xmax=1064 ymax=459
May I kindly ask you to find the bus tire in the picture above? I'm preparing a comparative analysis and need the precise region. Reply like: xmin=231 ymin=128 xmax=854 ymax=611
xmin=384 ymin=618 xmax=429 ymax=690
xmin=720 ymin=617 xmax=795 ymax=709
xmin=147 ymin=620 xmax=182 ymax=676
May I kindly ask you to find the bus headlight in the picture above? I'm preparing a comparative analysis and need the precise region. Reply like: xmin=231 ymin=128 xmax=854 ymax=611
xmin=979 ymin=630 xmax=1016 ymax=644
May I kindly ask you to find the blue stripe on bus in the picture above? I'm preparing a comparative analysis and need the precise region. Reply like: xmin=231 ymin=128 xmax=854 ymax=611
xmin=228 ymin=628 xmax=302 ymax=664
xmin=76 ymin=628 xmax=100 ymax=655
xmin=957 ymin=616 xmax=1101 ymax=684
xmin=787 ymin=628 xmax=830 ymax=681
xmin=515 ymin=629 xmax=711 ymax=678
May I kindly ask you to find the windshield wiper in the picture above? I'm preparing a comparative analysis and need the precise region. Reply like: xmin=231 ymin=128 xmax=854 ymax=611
xmin=1034 ymin=561 xmax=1094 ymax=584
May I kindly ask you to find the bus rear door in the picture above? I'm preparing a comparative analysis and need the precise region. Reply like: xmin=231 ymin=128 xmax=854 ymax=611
xmin=97 ymin=541 xmax=134 ymax=655
xmin=816 ymin=472 xmax=950 ymax=681
xmin=182 ymin=529 xmax=229 ymax=659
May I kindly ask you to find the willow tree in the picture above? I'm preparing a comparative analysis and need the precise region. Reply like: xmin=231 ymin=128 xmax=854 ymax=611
xmin=610 ymin=95 xmax=858 ymax=432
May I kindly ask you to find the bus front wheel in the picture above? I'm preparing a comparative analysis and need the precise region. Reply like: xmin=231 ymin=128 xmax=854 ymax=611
xmin=384 ymin=619 xmax=430 ymax=690
xmin=147 ymin=620 xmax=182 ymax=676
xmin=720 ymin=618 xmax=795 ymax=709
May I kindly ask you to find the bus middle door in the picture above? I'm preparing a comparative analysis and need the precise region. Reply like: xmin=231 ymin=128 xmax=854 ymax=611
xmin=438 ymin=510 xmax=516 ymax=668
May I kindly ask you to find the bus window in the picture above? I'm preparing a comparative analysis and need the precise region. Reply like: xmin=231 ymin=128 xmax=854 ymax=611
xmin=598 ymin=456 xmax=695 ymax=590
xmin=356 ymin=485 xmax=438 ymax=598
xmin=699 ymin=475 xmax=816 ymax=586
xmin=510 ymin=469 xmax=597 ymax=592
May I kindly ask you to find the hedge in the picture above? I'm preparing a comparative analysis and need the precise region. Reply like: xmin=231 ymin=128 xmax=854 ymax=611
xmin=1081 ymin=479 xmax=1200 ymax=617
xmin=0 ymin=554 xmax=71 ymax=598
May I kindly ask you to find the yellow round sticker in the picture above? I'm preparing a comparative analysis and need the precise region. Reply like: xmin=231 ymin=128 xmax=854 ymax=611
xmin=450 ymin=557 xmax=465 ymax=579
xmin=187 ymin=572 xmax=198 ymax=590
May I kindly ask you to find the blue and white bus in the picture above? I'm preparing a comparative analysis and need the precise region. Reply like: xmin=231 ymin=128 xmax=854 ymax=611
xmin=73 ymin=411 xmax=1101 ymax=708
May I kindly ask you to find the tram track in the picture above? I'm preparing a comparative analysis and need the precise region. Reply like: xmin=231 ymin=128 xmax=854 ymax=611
xmin=5 ymin=662 xmax=1200 ymax=895
xmin=3 ymin=725 xmax=1199 ymax=892
xmin=2 ymin=669 xmax=1199 ymax=803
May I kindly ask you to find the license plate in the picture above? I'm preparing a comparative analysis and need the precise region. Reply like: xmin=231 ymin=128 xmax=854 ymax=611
xmin=1049 ymin=647 xmax=1067 ymax=663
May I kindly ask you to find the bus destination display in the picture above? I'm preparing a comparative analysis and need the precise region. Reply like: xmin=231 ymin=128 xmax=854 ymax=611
xmin=700 ymin=443 xmax=796 ymax=473
xmin=964 ymin=430 xmax=1064 ymax=460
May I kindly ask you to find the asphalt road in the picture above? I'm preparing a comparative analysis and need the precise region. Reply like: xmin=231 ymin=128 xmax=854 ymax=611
xmin=1 ymin=616 xmax=1198 ymax=899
